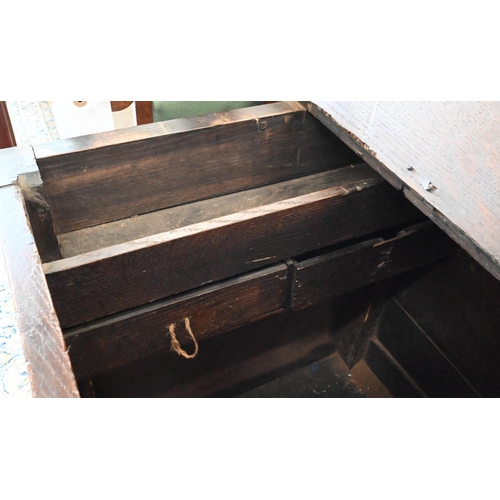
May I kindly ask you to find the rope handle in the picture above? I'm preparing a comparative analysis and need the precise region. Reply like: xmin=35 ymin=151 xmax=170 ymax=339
xmin=167 ymin=317 xmax=199 ymax=359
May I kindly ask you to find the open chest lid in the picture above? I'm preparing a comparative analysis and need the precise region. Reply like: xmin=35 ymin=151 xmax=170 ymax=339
xmin=309 ymin=101 xmax=500 ymax=282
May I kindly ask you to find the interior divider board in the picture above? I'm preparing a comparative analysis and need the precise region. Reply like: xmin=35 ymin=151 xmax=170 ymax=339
xmin=35 ymin=101 xmax=360 ymax=234
xmin=64 ymin=263 xmax=289 ymax=380
xmin=58 ymin=164 xmax=375 ymax=258
xmin=44 ymin=168 xmax=424 ymax=329
xmin=292 ymin=221 xmax=458 ymax=310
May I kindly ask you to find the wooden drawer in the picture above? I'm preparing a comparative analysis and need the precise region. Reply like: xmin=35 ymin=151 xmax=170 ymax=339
xmin=291 ymin=221 xmax=457 ymax=310
xmin=64 ymin=263 xmax=289 ymax=379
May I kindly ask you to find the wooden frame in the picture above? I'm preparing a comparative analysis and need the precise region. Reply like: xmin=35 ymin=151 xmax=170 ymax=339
xmin=0 ymin=148 xmax=78 ymax=397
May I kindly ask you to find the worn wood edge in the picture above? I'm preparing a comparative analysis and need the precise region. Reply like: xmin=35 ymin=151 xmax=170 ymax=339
xmin=18 ymin=171 xmax=63 ymax=262
xmin=0 ymin=185 xmax=79 ymax=397
xmin=307 ymin=101 xmax=500 ymax=282
xmin=402 ymin=188 xmax=500 ymax=282
xmin=307 ymin=102 xmax=406 ymax=190
xmin=43 ymin=172 xmax=384 ymax=275
xmin=33 ymin=101 xmax=306 ymax=159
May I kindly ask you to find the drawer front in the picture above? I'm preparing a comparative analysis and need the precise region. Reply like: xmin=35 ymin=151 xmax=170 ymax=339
xmin=64 ymin=263 xmax=289 ymax=379
xmin=292 ymin=222 xmax=457 ymax=310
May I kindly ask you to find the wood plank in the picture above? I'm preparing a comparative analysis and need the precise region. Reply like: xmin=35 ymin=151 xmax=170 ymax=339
xmin=88 ymin=302 xmax=336 ymax=398
xmin=364 ymin=337 xmax=426 ymax=398
xmin=35 ymin=101 xmax=360 ymax=233
xmin=18 ymin=172 xmax=62 ymax=263
xmin=44 ymin=166 xmax=424 ymax=329
xmin=292 ymin=221 xmax=457 ymax=310
xmin=350 ymin=359 xmax=392 ymax=398
xmin=333 ymin=284 xmax=391 ymax=369
xmin=377 ymin=298 xmax=479 ymax=397
xmin=309 ymin=101 xmax=500 ymax=282
xmin=0 ymin=185 xmax=79 ymax=397
xmin=392 ymin=248 xmax=500 ymax=397
xmin=64 ymin=264 xmax=289 ymax=379
xmin=58 ymin=165 xmax=376 ymax=257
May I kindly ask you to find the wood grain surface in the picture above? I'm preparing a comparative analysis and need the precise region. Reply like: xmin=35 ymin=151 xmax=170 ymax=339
xmin=44 ymin=165 xmax=423 ymax=329
xmin=64 ymin=264 xmax=289 ymax=379
xmin=309 ymin=101 xmax=500 ymax=281
xmin=377 ymin=298 xmax=478 ymax=397
xmin=0 ymin=186 xmax=79 ymax=397
xmin=88 ymin=302 xmax=336 ymax=398
xmin=18 ymin=172 xmax=62 ymax=263
xmin=292 ymin=221 xmax=457 ymax=309
xmin=391 ymin=248 xmax=500 ymax=397
xmin=35 ymin=101 xmax=359 ymax=233
xmin=58 ymin=165 xmax=374 ymax=257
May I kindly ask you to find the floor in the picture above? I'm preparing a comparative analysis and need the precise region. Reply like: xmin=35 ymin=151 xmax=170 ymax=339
xmin=237 ymin=352 xmax=377 ymax=398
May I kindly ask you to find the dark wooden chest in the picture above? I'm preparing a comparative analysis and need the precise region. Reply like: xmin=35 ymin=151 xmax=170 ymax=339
xmin=3 ymin=101 xmax=499 ymax=397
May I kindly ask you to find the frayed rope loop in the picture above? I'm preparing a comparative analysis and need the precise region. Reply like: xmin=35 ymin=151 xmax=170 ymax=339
xmin=167 ymin=317 xmax=199 ymax=359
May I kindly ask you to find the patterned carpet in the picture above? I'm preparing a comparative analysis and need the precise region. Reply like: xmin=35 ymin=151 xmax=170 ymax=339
xmin=6 ymin=101 xmax=59 ymax=145
xmin=0 ymin=244 xmax=30 ymax=398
